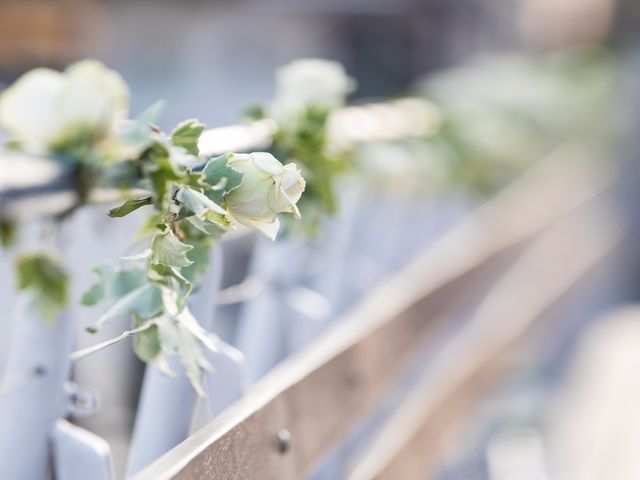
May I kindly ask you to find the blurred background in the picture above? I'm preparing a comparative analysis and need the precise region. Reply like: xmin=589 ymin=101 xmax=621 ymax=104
xmin=2 ymin=0 xmax=640 ymax=479
xmin=0 ymin=0 xmax=625 ymax=128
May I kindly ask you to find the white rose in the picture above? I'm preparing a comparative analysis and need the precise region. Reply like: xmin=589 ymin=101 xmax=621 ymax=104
xmin=225 ymin=152 xmax=305 ymax=240
xmin=0 ymin=59 xmax=129 ymax=154
xmin=272 ymin=58 xmax=355 ymax=124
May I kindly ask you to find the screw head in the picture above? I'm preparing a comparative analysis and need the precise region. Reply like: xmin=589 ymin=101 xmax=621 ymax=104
xmin=276 ymin=429 xmax=291 ymax=454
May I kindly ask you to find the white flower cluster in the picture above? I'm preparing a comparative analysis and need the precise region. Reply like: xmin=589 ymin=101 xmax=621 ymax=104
xmin=272 ymin=58 xmax=356 ymax=126
xmin=0 ymin=59 xmax=306 ymax=242
xmin=0 ymin=60 xmax=128 ymax=155
xmin=0 ymin=59 xmax=307 ymax=390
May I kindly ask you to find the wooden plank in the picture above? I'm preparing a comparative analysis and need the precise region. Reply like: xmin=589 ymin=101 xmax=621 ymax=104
xmin=346 ymin=203 xmax=623 ymax=480
xmin=132 ymin=147 xmax=614 ymax=480
xmin=549 ymin=306 xmax=640 ymax=480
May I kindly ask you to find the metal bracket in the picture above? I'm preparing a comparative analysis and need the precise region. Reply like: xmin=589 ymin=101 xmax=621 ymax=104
xmin=63 ymin=382 xmax=101 ymax=417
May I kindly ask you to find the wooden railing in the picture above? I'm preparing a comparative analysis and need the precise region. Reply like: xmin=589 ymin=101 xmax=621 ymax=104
xmin=132 ymin=147 xmax=621 ymax=479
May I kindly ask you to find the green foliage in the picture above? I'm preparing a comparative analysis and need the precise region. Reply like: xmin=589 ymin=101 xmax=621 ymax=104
xmin=175 ymin=187 xmax=233 ymax=228
xmin=150 ymin=231 xmax=194 ymax=268
xmin=243 ymin=104 xmax=266 ymax=121
xmin=2 ymin=62 xmax=300 ymax=393
xmin=0 ymin=219 xmax=16 ymax=247
xmin=171 ymin=119 xmax=205 ymax=155
xmin=16 ymin=253 xmax=69 ymax=323
xmin=132 ymin=315 xmax=162 ymax=363
xmin=96 ymin=283 xmax=163 ymax=328
xmin=119 ymin=101 xmax=165 ymax=153
xmin=181 ymin=234 xmax=213 ymax=284
xmin=200 ymin=153 xmax=243 ymax=204
xmin=272 ymin=107 xmax=351 ymax=236
xmin=140 ymin=143 xmax=182 ymax=209
xmin=81 ymin=265 xmax=148 ymax=306
xmin=420 ymin=48 xmax=617 ymax=195
xmin=83 ymin=117 xmax=246 ymax=392
xmin=155 ymin=310 xmax=214 ymax=395
xmin=152 ymin=264 xmax=192 ymax=311
xmin=108 ymin=196 xmax=152 ymax=218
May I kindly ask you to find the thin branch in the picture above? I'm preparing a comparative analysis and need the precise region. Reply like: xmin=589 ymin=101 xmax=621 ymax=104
xmin=216 ymin=274 xmax=267 ymax=305
xmin=70 ymin=320 xmax=155 ymax=361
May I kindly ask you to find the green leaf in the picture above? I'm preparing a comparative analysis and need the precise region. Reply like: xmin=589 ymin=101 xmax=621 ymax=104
xmin=155 ymin=314 xmax=208 ymax=394
xmin=108 ymin=196 xmax=152 ymax=218
xmin=0 ymin=219 xmax=17 ymax=247
xmin=243 ymin=104 xmax=266 ymax=121
xmin=171 ymin=119 xmax=205 ymax=156
xmin=81 ymin=265 xmax=148 ymax=306
xmin=169 ymin=267 xmax=192 ymax=311
xmin=201 ymin=153 xmax=243 ymax=203
xmin=271 ymin=104 xmax=345 ymax=228
xmin=150 ymin=264 xmax=192 ymax=312
xmin=155 ymin=305 xmax=217 ymax=395
xmin=175 ymin=187 xmax=233 ymax=229
xmin=97 ymin=283 xmax=163 ymax=327
xmin=16 ymin=253 xmax=69 ymax=323
xmin=142 ymin=143 xmax=182 ymax=208
xmin=186 ymin=216 xmax=225 ymax=238
xmin=181 ymin=236 xmax=213 ymax=285
xmin=132 ymin=315 xmax=162 ymax=363
xmin=5 ymin=140 xmax=21 ymax=150
xmin=150 ymin=230 xmax=194 ymax=268
xmin=118 ymin=101 xmax=165 ymax=151
xmin=134 ymin=101 xmax=165 ymax=128
xmin=81 ymin=282 xmax=104 ymax=306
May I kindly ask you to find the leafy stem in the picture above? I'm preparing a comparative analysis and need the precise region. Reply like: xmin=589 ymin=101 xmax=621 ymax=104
xmin=70 ymin=320 xmax=156 ymax=361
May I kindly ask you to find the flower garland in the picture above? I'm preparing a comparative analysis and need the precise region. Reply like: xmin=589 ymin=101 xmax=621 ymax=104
xmin=0 ymin=60 xmax=305 ymax=392
xmin=0 ymin=51 xmax=615 ymax=391
xmin=247 ymin=58 xmax=356 ymax=236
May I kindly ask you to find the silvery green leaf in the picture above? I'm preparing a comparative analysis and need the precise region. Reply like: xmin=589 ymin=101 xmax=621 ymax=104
xmin=201 ymin=153 xmax=243 ymax=203
xmin=130 ymin=317 xmax=176 ymax=377
xmin=151 ymin=264 xmax=192 ymax=312
xmin=118 ymin=101 xmax=165 ymax=151
xmin=81 ymin=282 xmax=104 ymax=307
xmin=150 ymin=230 xmax=194 ymax=268
xmin=155 ymin=311 xmax=214 ymax=396
xmin=171 ymin=268 xmax=192 ymax=311
xmin=108 ymin=196 xmax=152 ymax=218
xmin=176 ymin=307 xmax=219 ymax=353
xmin=15 ymin=253 xmax=68 ymax=323
xmin=96 ymin=283 xmax=163 ymax=328
xmin=176 ymin=186 xmax=228 ymax=216
xmin=186 ymin=215 xmax=225 ymax=237
xmin=169 ymin=145 xmax=201 ymax=169
xmin=137 ymin=101 xmax=165 ymax=126
xmin=175 ymin=187 xmax=234 ymax=229
xmin=142 ymin=143 xmax=182 ymax=209
xmin=132 ymin=315 xmax=161 ymax=363
xmin=152 ymin=354 xmax=176 ymax=378
xmin=181 ymin=235 xmax=213 ymax=285
xmin=171 ymin=119 xmax=205 ymax=156
xmin=81 ymin=265 xmax=147 ymax=306
xmin=161 ymin=288 xmax=218 ymax=352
